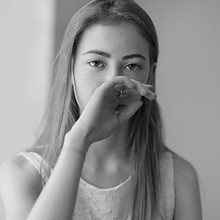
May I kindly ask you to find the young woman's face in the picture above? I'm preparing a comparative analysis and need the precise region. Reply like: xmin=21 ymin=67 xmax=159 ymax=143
xmin=73 ymin=22 xmax=152 ymax=112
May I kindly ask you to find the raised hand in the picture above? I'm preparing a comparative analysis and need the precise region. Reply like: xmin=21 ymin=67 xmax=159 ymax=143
xmin=69 ymin=76 xmax=156 ymax=146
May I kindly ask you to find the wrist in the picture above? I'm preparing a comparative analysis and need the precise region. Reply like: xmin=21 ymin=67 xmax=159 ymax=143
xmin=63 ymin=122 xmax=92 ymax=154
xmin=61 ymin=147 xmax=86 ymax=160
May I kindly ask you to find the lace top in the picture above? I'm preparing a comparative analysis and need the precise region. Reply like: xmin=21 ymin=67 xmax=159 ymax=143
xmin=18 ymin=151 xmax=175 ymax=220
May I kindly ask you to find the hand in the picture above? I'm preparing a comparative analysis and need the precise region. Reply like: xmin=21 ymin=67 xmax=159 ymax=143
xmin=68 ymin=76 xmax=156 ymax=146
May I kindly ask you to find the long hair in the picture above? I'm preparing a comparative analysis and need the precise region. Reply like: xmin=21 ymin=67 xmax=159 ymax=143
xmin=33 ymin=0 xmax=165 ymax=219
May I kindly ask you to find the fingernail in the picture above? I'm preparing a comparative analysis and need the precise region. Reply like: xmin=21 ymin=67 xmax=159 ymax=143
xmin=151 ymin=93 xmax=157 ymax=100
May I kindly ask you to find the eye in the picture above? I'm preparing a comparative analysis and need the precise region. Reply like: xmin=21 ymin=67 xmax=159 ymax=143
xmin=88 ymin=60 xmax=105 ymax=68
xmin=124 ymin=63 xmax=141 ymax=71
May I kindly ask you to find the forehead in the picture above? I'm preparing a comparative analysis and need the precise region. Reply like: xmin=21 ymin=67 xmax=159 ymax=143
xmin=76 ymin=22 xmax=150 ymax=59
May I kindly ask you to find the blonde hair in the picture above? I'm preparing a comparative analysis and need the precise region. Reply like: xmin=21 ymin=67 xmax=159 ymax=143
xmin=34 ymin=0 xmax=166 ymax=219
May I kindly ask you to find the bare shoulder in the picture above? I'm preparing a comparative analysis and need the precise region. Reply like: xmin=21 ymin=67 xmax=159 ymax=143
xmin=1 ymin=152 xmax=42 ymax=184
xmin=0 ymin=153 xmax=42 ymax=219
xmin=173 ymin=154 xmax=198 ymax=183
xmin=172 ymin=154 xmax=202 ymax=220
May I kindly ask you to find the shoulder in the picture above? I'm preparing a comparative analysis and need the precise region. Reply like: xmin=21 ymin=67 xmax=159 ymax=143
xmin=0 ymin=152 xmax=43 ymax=193
xmin=173 ymin=153 xmax=198 ymax=184
xmin=0 ymin=153 xmax=42 ymax=217
xmin=172 ymin=153 xmax=202 ymax=220
xmin=1 ymin=151 xmax=42 ymax=180
xmin=0 ymin=152 xmax=43 ymax=194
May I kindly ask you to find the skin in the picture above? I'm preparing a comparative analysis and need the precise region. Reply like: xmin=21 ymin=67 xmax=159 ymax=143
xmin=0 ymin=23 xmax=202 ymax=220
xmin=72 ymin=22 xmax=155 ymax=188
xmin=73 ymin=23 xmax=152 ymax=111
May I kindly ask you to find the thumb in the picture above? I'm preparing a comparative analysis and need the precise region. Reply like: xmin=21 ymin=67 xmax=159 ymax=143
xmin=117 ymin=100 xmax=143 ymax=123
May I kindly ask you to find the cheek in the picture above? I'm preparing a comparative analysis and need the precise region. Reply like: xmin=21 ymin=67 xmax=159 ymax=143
xmin=125 ymin=66 xmax=150 ymax=84
xmin=73 ymin=69 xmax=103 ymax=110
xmin=128 ymin=72 xmax=149 ymax=84
xmin=138 ymin=74 xmax=149 ymax=84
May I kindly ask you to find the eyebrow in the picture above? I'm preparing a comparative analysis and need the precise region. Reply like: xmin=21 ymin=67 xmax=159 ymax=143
xmin=83 ymin=50 xmax=147 ymax=61
xmin=83 ymin=50 xmax=111 ymax=58
xmin=122 ymin=54 xmax=146 ymax=61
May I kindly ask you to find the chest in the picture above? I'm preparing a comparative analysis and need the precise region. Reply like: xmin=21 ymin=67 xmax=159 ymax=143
xmin=82 ymin=162 xmax=131 ymax=189
xmin=73 ymin=177 xmax=133 ymax=220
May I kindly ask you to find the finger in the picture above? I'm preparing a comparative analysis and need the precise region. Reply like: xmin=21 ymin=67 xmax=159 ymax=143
xmin=118 ymin=93 xmax=141 ymax=105
xmin=114 ymin=89 xmax=141 ymax=113
xmin=129 ymin=79 xmax=157 ymax=100
xmin=129 ymin=79 xmax=149 ymax=94
xmin=142 ymin=88 xmax=157 ymax=100
xmin=117 ymin=100 xmax=143 ymax=123
xmin=123 ymin=88 xmax=140 ymax=96
xmin=100 ymin=76 xmax=135 ymax=93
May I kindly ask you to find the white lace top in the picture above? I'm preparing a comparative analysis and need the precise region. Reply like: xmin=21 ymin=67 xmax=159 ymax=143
xmin=18 ymin=151 xmax=175 ymax=220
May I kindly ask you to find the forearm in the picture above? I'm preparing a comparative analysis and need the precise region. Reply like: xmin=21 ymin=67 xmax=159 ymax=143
xmin=27 ymin=126 xmax=90 ymax=220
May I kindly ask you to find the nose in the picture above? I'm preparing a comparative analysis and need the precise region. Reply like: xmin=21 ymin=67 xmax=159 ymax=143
xmin=105 ymin=65 xmax=122 ymax=81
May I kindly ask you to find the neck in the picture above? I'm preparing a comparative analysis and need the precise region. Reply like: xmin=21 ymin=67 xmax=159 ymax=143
xmin=85 ymin=121 xmax=130 ymax=167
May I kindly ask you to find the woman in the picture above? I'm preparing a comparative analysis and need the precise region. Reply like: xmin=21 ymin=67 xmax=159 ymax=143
xmin=0 ymin=0 xmax=202 ymax=219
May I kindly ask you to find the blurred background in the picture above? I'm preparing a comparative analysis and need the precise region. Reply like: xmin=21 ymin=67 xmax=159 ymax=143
xmin=0 ymin=0 xmax=219 ymax=219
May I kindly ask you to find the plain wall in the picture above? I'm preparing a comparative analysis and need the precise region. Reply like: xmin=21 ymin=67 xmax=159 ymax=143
xmin=138 ymin=0 xmax=220 ymax=219
xmin=0 ymin=0 xmax=55 ymax=219
xmin=0 ymin=0 xmax=219 ymax=220
xmin=138 ymin=1 xmax=220 ymax=219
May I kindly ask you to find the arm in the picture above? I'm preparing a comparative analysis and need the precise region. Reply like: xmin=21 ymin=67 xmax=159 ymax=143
xmin=26 ymin=125 xmax=90 ymax=220
xmin=0 ymin=154 xmax=42 ymax=220
xmin=0 ymin=77 xmax=155 ymax=220
xmin=0 ymin=125 xmax=89 ymax=220
xmin=173 ymin=154 xmax=202 ymax=220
